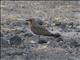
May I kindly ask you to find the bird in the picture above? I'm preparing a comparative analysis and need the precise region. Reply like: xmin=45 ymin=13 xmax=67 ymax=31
xmin=26 ymin=17 xmax=61 ymax=39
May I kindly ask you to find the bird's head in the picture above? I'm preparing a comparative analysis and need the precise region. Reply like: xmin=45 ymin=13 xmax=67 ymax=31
xmin=26 ymin=17 xmax=44 ymax=25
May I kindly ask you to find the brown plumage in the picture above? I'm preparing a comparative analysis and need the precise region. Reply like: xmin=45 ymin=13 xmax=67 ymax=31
xmin=26 ymin=18 xmax=61 ymax=38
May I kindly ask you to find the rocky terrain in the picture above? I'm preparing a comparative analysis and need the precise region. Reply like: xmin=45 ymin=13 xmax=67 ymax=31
xmin=1 ymin=1 xmax=80 ymax=60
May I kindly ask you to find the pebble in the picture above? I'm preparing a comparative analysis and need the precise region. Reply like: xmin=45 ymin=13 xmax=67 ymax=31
xmin=38 ymin=38 xmax=48 ymax=44
xmin=5 ymin=48 xmax=16 ymax=56
xmin=56 ymin=37 xmax=63 ymax=42
xmin=76 ymin=26 xmax=80 ymax=32
xmin=24 ymin=32 xmax=33 ymax=37
xmin=0 ymin=51 xmax=6 ymax=58
xmin=55 ymin=22 xmax=61 ymax=26
xmin=68 ymin=56 xmax=80 ymax=60
xmin=5 ymin=48 xmax=24 ymax=56
xmin=70 ymin=41 xmax=80 ymax=48
xmin=0 ymin=37 xmax=9 ymax=47
xmin=9 ymin=36 xmax=22 ymax=46
xmin=0 ymin=32 xmax=3 ymax=37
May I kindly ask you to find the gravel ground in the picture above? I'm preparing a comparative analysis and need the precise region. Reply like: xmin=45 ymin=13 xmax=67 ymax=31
xmin=1 ymin=1 xmax=80 ymax=60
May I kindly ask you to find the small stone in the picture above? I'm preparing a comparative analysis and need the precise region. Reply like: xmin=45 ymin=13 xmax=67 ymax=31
xmin=0 ymin=51 xmax=6 ymax=58
xmin=9 ymin=36 xmax=22 ymax=46
xmin=68 ymin=56 xmax=80 ymax=60
xmin=75 ymin=29 xmax=80 ymax=32
xmin=38 ymin=38 xmax=48 ymax=44
xmin=56 ymin=37 xmax=63 ymax=42
xmin=10 ymin=22 xmax=17 ymax=26
xmin=0 ymin=32 xmax=3 ymax=37
xmin=29 ymin=40 xmax=36 ymax=44
xmin=55 ymin=22 xmax=61 ymax=26
xmin=24 ymin=32 xmax=33 ymax=37
xmin=68 ymin=22 xmax=74 ymax=28
xmin=60 ymin=23 xmax=67 ymax=28
xmin=5 ymin=48 xmax=16 ymax=56
xmin=76 ymin=26 xmax=80 ymax=32
xmin=0 ymin=38 xmax=9 ymax=47
xmin=70 ymin=41 xmax=80 ymax=48
xmin=14 ymin=49 xmax=24 ymax=55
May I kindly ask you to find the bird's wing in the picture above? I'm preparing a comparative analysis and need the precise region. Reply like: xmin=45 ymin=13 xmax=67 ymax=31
xmin=37 ymin=24 xmax=52 ymax=35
